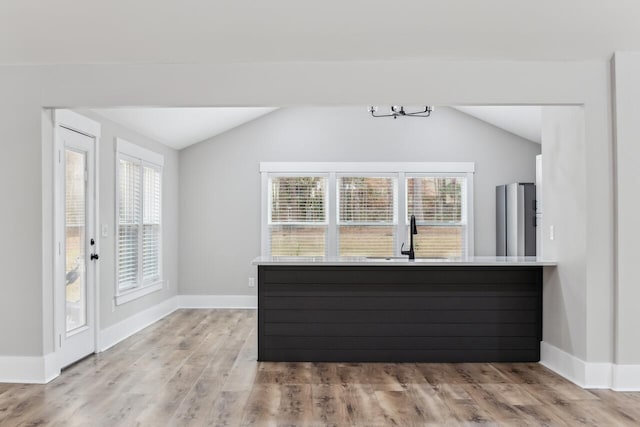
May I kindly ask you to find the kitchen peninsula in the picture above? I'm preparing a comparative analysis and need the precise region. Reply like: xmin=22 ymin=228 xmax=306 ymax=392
xmin=253 ymin=256 xmax=556 ymax=363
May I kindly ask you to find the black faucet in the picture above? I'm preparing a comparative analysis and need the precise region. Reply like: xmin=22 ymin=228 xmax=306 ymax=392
xmin=401 ymin=215 xmax=418 ymax=260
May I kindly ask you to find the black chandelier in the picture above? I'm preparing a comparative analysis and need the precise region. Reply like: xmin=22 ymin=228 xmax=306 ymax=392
xmin=368 ymin=105 xmax=434 ymax=119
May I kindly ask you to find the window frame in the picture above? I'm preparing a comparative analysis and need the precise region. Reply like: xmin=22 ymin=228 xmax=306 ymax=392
xmin=261 ymin=162 xmax=475 ymax=257
xmin=115 ymin=138 xmax=164 ymax=305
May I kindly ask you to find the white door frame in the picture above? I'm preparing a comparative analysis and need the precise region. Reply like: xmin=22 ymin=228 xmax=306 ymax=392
xmin=53 ymin=109 xmax=101 ymax=370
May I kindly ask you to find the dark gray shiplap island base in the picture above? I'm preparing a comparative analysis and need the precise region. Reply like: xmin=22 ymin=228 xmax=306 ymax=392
xmin=253 ymin=256 xmax=556 ymax=363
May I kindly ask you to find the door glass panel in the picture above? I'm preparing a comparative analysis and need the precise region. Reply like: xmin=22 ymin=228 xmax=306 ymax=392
xmin=65 ymin=149 xmax=87 ymax=333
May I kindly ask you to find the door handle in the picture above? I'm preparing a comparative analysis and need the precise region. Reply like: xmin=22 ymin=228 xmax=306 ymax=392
xmin=91 ymin=253 xmax=100 ymax=261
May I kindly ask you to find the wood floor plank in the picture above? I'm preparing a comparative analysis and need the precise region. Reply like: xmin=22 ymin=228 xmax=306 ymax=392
xmin=310 ymin=383 xmax=350 ymax=427
xmin=433 ymin=383 xmax=495 ymax=425
xmin=204 ymin=390 xmax=252 ymax=427
xmin=405 ymin=383 xmax=455 ymax=424
xmin=342 ymin=382 xmax=388 ymax=426
xmin=493 ymin=362 xmax=574 ymax=385
xmin=455 ymin=363 xmax=512 ymax=384
xmin=375 ymin=388 xmax=435 ymax=426
xmin=276 ymin=384 xmax=314 ymax=426
xmin=239 ymin=384 xmax=281 ymax=426
xmin=310 ymin=362 xmax=340 ymax=385
xmin=0 ymin=308 xmax=639 ymax=427
xmin=461 ymin=383 xmax=527 ymax=423
xmin=134 ymin=360 xmax=207 ymax=425
xmin=170 ymin=348 xmax=240 ymax=426
xmin=416 ymin=362 xmax=471 ymax=384
xmin=480 ymin=383 xmax=542 ymax=406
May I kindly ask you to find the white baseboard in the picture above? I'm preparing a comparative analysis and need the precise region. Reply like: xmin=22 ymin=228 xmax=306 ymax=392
xmin=541 ymin=341 xmax=615 ymax=389
xmin=0 ymin=352 xmax=58 ymax=384
xmin=43 ymin=352 xmax=60 ymax=383
xmin=612 ymin=364 xmax=640 ymax=391
xmin=98 ymin=295 xmax=179 ymax=352
xmin=541 ymin=341 xmax=589 ymax=387
xmin=178 ymin=294 xmax=257 ymax=309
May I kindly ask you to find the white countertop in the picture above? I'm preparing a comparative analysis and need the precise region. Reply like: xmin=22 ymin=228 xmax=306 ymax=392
xmin=252 ymin=256 xmax=557 ymax=267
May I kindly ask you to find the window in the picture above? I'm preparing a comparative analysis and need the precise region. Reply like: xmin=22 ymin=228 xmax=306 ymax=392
xmin=261 ymin=163 xmax=474 ymax=258
xmin=338 ymin=176 xmax=396 ymax=256
xmin=407 ymin=175 xmax=468 ymax=258
xmin=116 ymin=139 xmax=164 ymax=305
xmin=268 ymin=175 xmax=327 ymax=256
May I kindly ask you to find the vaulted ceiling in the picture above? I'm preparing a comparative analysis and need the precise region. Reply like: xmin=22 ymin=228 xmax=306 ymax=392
xmin=454 ymin=106 xmax=541 ymax=144
xmin=90 ymin=106 xmax=540 ymax=150
xmin=91 ymin=108 xmax=276 ymax=150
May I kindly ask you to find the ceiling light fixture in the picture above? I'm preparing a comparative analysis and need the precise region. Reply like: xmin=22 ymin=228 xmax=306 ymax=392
xmin=368 ymin=105 xmax=434 ymax=119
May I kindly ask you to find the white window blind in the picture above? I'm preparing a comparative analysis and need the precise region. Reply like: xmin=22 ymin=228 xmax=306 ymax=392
xmin=407 ymin=176 xmax=467 ymax=258
xmin=118 ymin=158 xmax=141 ymax=289
xmin=338 ymin=176 xmax=396 ymax=256
xmin=142 ymin=166 xmax=161 ymax=283
xmin=116 ymin=139 xmax=163 ymax=297
xmin=269 ymin=176 xmax=327 ymax=256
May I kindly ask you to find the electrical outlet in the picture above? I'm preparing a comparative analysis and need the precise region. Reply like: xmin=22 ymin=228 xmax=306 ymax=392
xmin=101 ymin=224 xmax=108 ymax=237
xmin=549 ymin=225 xmax=555 ymax=241
xmin=248 ymin=277 xmax=255 ymax=288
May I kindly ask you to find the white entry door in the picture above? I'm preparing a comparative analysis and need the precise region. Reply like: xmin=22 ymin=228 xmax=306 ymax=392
xmin=56 ymin=125 xmax=98 ymax=368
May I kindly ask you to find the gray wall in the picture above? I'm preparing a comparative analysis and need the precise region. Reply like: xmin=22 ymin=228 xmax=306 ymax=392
xmin=541 ymin=107 xmax=588 ymax=361
xmin=76 ymin=110 xmax=179 ymax=329
xmin=612 ymin=52 xmax=640 ymax=366
xmin=0 ymin=68 xmax=43 ymax=356
xmin=179 ymin=106 xmax=541 ymax=296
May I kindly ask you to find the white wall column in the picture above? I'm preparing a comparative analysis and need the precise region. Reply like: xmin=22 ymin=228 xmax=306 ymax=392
xmin=611 ymin=52 xmax=640 ymax=390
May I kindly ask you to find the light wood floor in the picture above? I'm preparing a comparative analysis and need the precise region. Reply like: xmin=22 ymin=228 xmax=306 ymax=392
xmin=1 ymin=309 xmax=640 ymax=426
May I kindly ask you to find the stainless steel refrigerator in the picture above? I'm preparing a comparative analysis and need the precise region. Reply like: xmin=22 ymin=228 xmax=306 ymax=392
xmin=496 ymin=183 xmax=537 ymax=256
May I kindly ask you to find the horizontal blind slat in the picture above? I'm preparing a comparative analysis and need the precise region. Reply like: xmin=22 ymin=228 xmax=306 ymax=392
xmin=338 ymin=176 xmax=396 ymax=257
xmin=338 ymin=176 xmax=396 ymax=224
xmin=117 ymin=159 xmax=141 ymax=289
xmin=407 ymin=175 xmax=467 ymax=258
xmin=270 ymin=177 xmax=326 ymax=223
xmin=269 ymin=176 xmax=328 ymax=256
xmin=142 ymin=166 xmax=161 ymax=281
xmin=407 ymin=177 xmax=465 ymax=223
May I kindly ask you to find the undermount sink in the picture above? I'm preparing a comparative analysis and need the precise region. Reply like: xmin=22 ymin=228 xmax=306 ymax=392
xmin=366 ymin=256 xmax=449 ymax=261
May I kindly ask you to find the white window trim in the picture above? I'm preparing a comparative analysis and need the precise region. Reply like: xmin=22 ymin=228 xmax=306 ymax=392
xmin=261 ymin=162 xmax=475 ymax=257
xmin=260 ymin=162 xmax=474 ymax=174
xmin=115 ymin=138 xmax=164 ymax=305
xmin=117 ymin=138 xmax=164 ymax=167
xmin=115 ymin=281 xmax=163 ymax=306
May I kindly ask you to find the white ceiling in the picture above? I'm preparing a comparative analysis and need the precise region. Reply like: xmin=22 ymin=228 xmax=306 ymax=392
xmin=91 ymin=107 xmax=276 ymax=150
xmin=454 ymin=106 xmax=542 ymax=144
xmin=2 ymin=1 xmax=640 ymax=64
